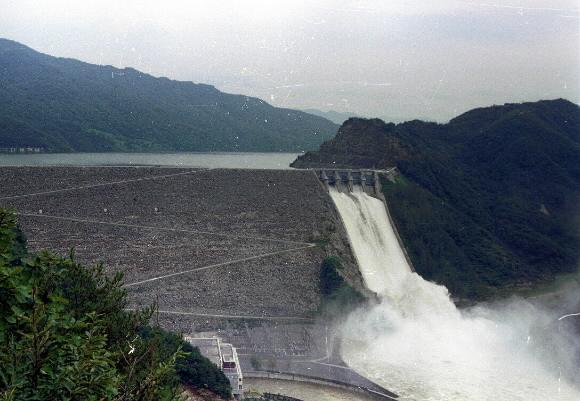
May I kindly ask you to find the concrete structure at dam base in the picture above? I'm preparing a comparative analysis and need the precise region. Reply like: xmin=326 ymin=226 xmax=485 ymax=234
xmin=186 ymin=337 xmax=244 ymax=399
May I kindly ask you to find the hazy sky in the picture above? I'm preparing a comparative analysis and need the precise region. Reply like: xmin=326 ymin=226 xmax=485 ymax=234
xmin=1 ymin=0 xmax=578 ymax=121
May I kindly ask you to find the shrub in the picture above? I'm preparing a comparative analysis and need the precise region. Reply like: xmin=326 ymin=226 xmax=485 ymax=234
xmin=0 ymin=208 xmax=231 ymax=401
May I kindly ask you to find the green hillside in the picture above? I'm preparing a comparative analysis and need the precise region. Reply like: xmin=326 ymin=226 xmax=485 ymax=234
xmin=0 ymin=38 xmax=337 ymax=152
xmin=292 ymin=99 xmax=580 ymax=300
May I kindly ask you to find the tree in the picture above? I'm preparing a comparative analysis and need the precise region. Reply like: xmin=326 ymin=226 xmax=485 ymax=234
xmin=0 ymin=209 xmax=231 ymax=400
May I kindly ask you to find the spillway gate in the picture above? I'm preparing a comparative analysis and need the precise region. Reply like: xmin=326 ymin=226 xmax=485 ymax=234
xmin=316 ymin=168 xmax=398 ymax=195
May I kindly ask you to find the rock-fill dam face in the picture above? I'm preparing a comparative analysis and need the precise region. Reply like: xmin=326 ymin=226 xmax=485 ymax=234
xmin=0 ymin=166 xmax=364 ymax=330
xmin=328 ymin=180 xmax=580 ymax=401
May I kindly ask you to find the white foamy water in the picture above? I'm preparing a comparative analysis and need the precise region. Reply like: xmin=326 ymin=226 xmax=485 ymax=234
xmin=329 ymin=187 xmax=580 ymax=401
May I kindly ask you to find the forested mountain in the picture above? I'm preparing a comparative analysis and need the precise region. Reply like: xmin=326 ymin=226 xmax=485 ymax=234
xmin=0 ymin=38 xmax=337 ymax=152
xmin=292 ymin=99 xmax=580 ymax=300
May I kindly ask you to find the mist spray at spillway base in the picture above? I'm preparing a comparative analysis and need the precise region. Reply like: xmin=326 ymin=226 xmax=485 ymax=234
xmin=329 ymin=187 xmax=580 ymax=401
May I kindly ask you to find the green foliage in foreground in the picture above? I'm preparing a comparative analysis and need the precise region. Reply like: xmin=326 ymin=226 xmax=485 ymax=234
xmin=176 ymin=341 xmax=231 ymax=399
xmin=319 ymin=256 xmax=364 ymax=315
xmin=0 ymin=209 xmax=231 ymax=401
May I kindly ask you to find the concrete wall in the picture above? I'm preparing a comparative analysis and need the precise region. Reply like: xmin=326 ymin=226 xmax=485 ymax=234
xmin=245 ymin=371 xmax=396 ymax=401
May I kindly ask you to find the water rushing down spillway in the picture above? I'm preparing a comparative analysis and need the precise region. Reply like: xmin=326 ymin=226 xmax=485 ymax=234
xmin=329 ymin=186 xmax=409 ymax=295
xmin=328 ymin=186 xmax=580 ymax=401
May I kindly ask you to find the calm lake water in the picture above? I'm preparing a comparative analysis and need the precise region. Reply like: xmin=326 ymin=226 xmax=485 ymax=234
xmin=0 ymin=152 xmax=301 ymax=169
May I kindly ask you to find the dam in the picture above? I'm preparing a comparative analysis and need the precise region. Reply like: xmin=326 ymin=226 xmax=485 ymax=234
xmin=2 ymin=164 xmax=578 ymax=400
xmin=0 ymin=165 xmax=393 ymax=400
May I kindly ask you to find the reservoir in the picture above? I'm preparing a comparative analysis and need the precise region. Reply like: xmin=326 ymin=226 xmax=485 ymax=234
xmin=0 ymin=152 xmax=300 ymax=169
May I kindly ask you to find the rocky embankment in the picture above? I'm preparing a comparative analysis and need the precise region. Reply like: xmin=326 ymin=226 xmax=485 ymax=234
xmin=0 ymin=166 xmax=364 ymax=328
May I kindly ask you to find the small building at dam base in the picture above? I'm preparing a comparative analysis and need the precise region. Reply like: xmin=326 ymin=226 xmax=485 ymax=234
xmin=185 ymin=336 xmax=244 ymax=399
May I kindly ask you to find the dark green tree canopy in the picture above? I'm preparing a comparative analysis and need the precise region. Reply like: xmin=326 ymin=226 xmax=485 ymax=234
xmin=0 ymin=38 xmax=337 ymax=153
xmin=0 ymin=209 xmax=231 ymax=400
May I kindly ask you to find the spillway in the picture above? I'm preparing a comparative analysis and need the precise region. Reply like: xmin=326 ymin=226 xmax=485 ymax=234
xmin=329 ymin=186 xmax=580 ymax=401
xmin=328 ymin=186 xmax=409 ymax=295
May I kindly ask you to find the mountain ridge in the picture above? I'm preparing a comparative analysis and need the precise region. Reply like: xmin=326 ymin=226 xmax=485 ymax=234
xmin=0 ymin=38 xmax=338 ymax=152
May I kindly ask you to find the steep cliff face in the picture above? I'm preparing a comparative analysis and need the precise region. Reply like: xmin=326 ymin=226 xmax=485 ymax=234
xmin=291 ymin=99 xmax=580 ymax=300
